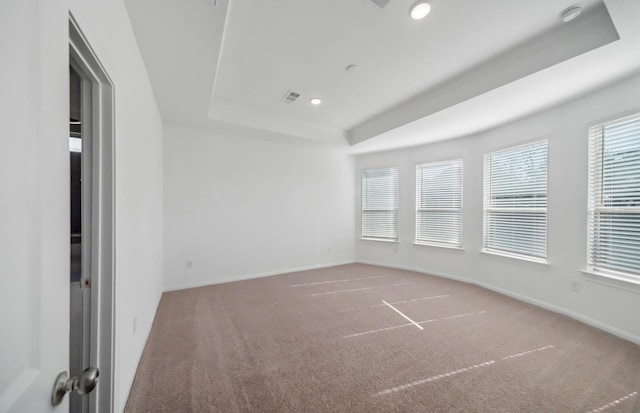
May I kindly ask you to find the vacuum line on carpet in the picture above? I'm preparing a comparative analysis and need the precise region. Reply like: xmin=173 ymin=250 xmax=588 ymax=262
xmin=289 ymin=279 xmax=349 ymax=287
xmin=382 ymin=300 xmax=424 ymax=330
xmin=344 ymin=311 xmax=486 ymax=338
xmin=291 ymin=275 xmax=387 ymax=287
xmin=335 ymin=295 xmax=450 ymax=313
xmin=501 ymin=345 xmax=554 ymax=360
xmin=309 ymin=282 xmax=413 ymax=296
xmin=406 ymin=294 xmax=450 ymax=303
xmin=343 ymin=322 xmax=415 ymax=338
xmin=374 ymin=344 xmax=554 ymax=396
xmin=436 ymin=310 xmax=487 ymax=322
xmin=374 ymin=361 xmax=497 ymax=396
xmin=352 ymin=275 xmax=386 ymax=281
xmin=585 ymin=391 xmax=638 ymax=413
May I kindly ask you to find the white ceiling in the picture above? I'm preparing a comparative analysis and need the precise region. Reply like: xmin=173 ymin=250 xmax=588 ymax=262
xmin=125 ymin=0 xmax=640 ymax=153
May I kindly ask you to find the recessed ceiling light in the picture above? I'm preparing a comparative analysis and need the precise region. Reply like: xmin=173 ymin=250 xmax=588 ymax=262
xmin=310 ymin=98 xmax=322 ymax=105
xmin=410 ymin=1 xmax=431 ymax=20
xmin=560 ymin=6 xmax=582 ymax=23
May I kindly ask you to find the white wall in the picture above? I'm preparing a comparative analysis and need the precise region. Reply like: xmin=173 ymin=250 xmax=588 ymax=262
xmin=355 ymin=72 xmax=640 ymax=344
xmin=1 ymin=1 xmax=164 ymax=411
xmin=164 ymin=125 xmax=355 ymax=290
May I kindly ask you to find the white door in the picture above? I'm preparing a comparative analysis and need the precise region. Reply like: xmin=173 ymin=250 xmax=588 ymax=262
xmin=1 ymin=3 xmax=113 ymax=411
xmin=1 ymin=0 xmax=71 ymax=411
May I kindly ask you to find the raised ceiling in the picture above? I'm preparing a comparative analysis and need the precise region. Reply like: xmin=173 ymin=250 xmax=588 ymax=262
xmin=126 ymin=0 xmax=640 ymax=153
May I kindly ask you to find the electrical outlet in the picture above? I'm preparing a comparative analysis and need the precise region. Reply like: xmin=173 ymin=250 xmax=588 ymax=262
xmin=571 ymin=280 xmax=581 ymax=292
xmin=327 ymin=247 xmax=332 ymax=253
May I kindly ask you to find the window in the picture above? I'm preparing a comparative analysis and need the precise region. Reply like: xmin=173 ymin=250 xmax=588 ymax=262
xmin=416 ymin=159 xmax=463 ymax=248
xmin=483 ymin=140 xmax=548 ymax=260
xmin=588 ymin=112 xmax=640 ymax=280
xmin=361 ymin=167 xmax=399 ymax=241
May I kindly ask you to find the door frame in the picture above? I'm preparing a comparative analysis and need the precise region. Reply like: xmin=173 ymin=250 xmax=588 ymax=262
xmin=69 ymin=14 xmax=115 ymax=413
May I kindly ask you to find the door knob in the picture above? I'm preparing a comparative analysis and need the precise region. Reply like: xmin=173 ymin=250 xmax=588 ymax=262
xmin=51 ymin=367 xmax=100 ymax=406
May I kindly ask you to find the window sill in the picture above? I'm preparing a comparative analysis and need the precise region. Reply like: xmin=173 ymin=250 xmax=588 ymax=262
xmin=414 ymin=242 xmax=464 ymax=252
xmin=479 ymin=249 xmax=550 ymax=268
xmin=580 ymin=269 xmax=640 ymax=294
xmin=360 ymin=238 xmax=399 ymax=244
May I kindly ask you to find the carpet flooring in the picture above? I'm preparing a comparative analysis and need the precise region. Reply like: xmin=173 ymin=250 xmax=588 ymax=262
xmin=125 ymin=264 xmax=640 ymax=412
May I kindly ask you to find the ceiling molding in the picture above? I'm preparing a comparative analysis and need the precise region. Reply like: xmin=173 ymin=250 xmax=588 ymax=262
xmin=127 ymin=0 xmax=640 ymax=152
xmin=348 ymin=2 xmax=619 ymax=145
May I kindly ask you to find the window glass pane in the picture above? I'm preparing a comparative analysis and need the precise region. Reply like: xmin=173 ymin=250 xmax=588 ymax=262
xmin=486 ymin=211 xmax=547 ymax=258
xmin=362 ymin=211 xmax=398 ymax=240
xmin=592 ymin=212 xmax=640 ymax=273
xmin=416 ymin=211 xmax=462 ymax=246
xmin=488 ymin=143 xmax=547 ymax=209
xmin=602 ymin=122 xmax=640 ymax=207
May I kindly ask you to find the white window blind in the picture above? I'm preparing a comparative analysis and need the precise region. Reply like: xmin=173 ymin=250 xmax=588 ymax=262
xmin=416 ymin=159 xmax=463 ymax=247
xmin=483 ymin=141 xmax=548 ymax=259
xmin=362 ymin=167 xmax=399 ymax=241
xmin=588 ymin=112 xmax=640 ymax=279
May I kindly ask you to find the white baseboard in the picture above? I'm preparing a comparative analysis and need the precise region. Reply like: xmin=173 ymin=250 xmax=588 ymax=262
xmin=163 ymin=260 xmax=357 ymax=292
xmin=357 ymin=260 xmax=640 ymax=345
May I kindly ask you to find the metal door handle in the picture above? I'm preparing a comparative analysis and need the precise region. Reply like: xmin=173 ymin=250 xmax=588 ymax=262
xmin=51 ymin=367 xmax=99 ymax=406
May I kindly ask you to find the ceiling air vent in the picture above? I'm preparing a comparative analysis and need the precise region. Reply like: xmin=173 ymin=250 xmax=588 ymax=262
xmin=281 ymin=91 xmax=300 ymax=104
xmin=370 ymin=0 xmax=391 ymax=9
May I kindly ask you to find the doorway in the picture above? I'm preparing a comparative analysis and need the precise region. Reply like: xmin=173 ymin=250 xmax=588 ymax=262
xmin=69 ymin=63 xmax=89 ymax=413
xmin=68 ymin=15 xmax=115 ymax=413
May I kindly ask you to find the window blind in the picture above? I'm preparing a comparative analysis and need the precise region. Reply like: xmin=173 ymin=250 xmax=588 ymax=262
xmin=483 ymin=141 xmax=548 ymax=259
xmin=588 ymin=112 xmax=640 ymax=278
xmin=416 ymin=159 xmax=463 ymax=247
xmin=362 ymin=167 xmax=399 ymax=241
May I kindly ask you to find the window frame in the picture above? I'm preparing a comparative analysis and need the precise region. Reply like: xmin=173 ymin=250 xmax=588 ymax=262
xmin=361 ymin=166 xmax=399 ymax=242
xmin=482 ymin=139 xmax=549 ymax=263
xmin=587 ymin=111 xmax=640 ymax=283
xmin=415 ymin=158 xmax=464 ymax=249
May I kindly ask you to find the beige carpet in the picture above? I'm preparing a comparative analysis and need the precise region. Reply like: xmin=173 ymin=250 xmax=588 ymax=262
xmin=125 ymin=264 xmax=640 ymax=412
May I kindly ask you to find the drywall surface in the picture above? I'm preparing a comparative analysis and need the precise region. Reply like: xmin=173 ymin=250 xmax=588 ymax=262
xmin=355 ymin=72 xmax=640 ymax=344
xmin=68 ymin=1 xmax=165 ymax=410
xmin=164 ymin=125 xmax=355 ymax=290
xmin=0 ymin=0 xmax=164 ymax=411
